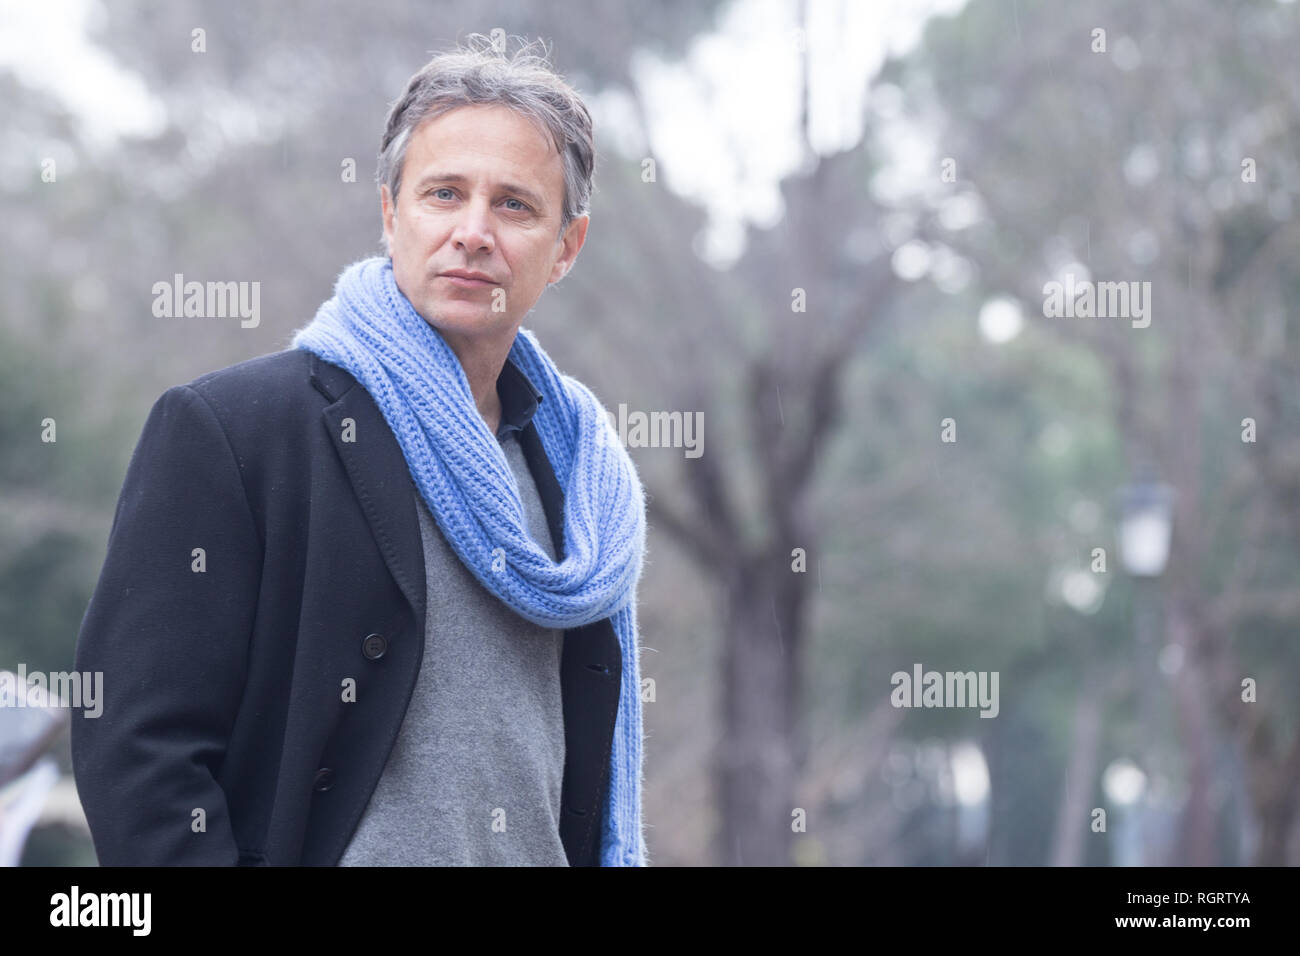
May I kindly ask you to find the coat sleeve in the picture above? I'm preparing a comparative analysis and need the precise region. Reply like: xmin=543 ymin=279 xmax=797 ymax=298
xmin=71 ymin=384 xmax=263 ymax=865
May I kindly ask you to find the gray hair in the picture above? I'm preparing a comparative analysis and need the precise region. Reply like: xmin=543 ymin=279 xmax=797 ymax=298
xmin=377 ymin=33 xmax=596 ymax=253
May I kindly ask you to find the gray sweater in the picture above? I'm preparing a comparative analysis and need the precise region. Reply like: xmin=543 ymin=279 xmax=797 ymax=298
xmin=338 ymin=365 xmax=568 ymax=866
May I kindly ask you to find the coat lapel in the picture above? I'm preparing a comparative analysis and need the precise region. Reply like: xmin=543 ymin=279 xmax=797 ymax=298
xmin=311 ymin=353 xmax=425 ymax=620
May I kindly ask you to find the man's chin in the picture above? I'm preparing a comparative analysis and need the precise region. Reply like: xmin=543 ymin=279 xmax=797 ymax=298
xmin=422 ymin=305 xmax=510 ymax=334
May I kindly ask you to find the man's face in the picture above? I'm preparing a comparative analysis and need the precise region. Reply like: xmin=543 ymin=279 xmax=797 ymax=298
xmin=380 ymin=104 xmax=587 ymax=352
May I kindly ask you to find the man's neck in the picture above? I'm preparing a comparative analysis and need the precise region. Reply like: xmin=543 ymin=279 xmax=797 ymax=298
xmin=438 ymin=328 xmax=513 ymax=437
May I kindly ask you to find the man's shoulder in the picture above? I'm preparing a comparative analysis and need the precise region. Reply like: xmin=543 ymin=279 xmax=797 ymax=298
xmin=157 ymin=349 xmax=360 ymax=440
xmin=179 ymin=348 xmax=357 ymax=411
xmin=184 ymin=348 xmax=312 ymax=395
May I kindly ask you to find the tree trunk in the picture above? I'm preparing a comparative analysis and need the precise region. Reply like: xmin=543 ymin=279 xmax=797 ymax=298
xmin=1166 ymin=600 xmax=1217 ymax=865
xmin=716 ymin=553 xmax=810 ymax=865
xmin=1049 ymin=680 xmax=1104 ymax=866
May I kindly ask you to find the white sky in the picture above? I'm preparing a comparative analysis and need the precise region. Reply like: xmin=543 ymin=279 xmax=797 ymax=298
xmin=605 ymin=0 xmax=969 ymax=265
xmin=0 ymin=0 xmax=167 ymax=146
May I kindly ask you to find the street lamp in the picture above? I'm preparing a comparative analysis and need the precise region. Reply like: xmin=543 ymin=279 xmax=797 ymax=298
xmin=1118 ymin=480 xmax=1176 ymax=577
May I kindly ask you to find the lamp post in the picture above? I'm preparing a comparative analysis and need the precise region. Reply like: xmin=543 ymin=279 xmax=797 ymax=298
xmin=1102 ymin=757 xmax=1147 ymax=866
xmin=1117 ymin=478 xmax=1175 ymax=865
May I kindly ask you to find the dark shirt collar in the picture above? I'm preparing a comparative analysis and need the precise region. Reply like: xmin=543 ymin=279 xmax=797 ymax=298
xmin=495 ymin=356 xmax=543 ymax=441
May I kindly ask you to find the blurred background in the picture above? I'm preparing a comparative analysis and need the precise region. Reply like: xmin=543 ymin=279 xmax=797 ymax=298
xmin=2 ymin=0 xmax=1299 ymax=866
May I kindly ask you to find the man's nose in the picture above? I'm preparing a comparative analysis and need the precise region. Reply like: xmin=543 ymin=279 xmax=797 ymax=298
xmin=451 ymin=196 xmax=495 ymax=255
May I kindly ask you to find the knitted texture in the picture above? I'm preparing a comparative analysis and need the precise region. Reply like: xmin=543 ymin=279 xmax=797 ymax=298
xmin=290 ymin=256 xmax=649 ymax=866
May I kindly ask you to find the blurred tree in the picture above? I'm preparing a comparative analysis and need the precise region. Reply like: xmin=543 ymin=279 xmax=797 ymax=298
xmin=896 ymin=0 xmax=1300 ymax=864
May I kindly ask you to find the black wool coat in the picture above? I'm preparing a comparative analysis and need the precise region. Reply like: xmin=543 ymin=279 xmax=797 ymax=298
xmin=71 ymin=348 xmax=623 ymax=866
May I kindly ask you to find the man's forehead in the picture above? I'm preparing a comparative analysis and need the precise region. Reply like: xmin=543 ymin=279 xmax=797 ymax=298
xmin=405 ymin=105 xmax=562 ymax=203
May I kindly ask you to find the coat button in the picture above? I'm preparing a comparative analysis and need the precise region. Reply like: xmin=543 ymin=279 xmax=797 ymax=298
xmin=313 ymin=768 xmax=334 ymax=792
xmin=361 ymin=633 xmax=388 ymax=660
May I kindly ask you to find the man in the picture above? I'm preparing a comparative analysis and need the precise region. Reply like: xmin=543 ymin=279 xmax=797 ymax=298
xmin=70 ymin=35 xmax=649 ymax=867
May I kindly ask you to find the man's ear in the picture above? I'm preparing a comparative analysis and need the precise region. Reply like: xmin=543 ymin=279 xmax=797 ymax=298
xmin=549 ymin=214 xmax=589 ymax=284
xmin=380 ymin=184 xmax=397 ymax=249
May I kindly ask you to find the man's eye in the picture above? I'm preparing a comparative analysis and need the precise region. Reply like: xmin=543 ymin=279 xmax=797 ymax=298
xmin=431 ymin=187 xmax=454 ymax=200
xmin=504 ymin=198 xmax=528 ymax=212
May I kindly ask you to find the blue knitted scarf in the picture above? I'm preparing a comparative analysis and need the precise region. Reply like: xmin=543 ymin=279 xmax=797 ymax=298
xmin=290 ymin=256 xmax=648 ymax=866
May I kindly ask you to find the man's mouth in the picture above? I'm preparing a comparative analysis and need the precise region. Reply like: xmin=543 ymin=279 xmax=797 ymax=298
xmin=439 ymin=270 xmax=498 ymax=288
